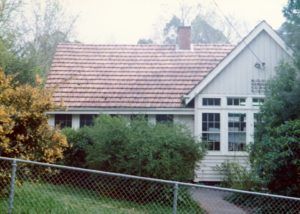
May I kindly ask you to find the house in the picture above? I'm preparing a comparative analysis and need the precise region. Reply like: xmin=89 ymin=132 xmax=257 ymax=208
xmin=46 ymin=21 xmax=293 ymax=181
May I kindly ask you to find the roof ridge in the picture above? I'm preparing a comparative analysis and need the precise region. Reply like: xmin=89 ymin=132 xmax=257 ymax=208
xmin=57 ymin=42 xmax=233 ymax=47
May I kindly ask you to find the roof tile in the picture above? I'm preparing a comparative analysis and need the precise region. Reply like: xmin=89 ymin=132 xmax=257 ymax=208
xmin=46 ymin=43 xmax=234 ymax=108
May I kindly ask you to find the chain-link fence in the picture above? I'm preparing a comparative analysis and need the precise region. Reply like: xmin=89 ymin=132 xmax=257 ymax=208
xmin=0 ymin=156 xmax=299 ymax=214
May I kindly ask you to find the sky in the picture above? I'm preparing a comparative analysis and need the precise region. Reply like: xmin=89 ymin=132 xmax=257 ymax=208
xmin=60 ymin=0 xmax=287 ymax=44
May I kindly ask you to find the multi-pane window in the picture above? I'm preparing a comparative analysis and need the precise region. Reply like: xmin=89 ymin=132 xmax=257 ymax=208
xmin=227 ymin=97 xmax=246 ymax=106
xmin=55 ymin=114 xmax=72 ymax=129
xmin=202 ymin=98 xmax=221 ymax=106
xmin=202 ymin=113 xmax=220 ymax=151
xmin=156 ymin=115 xmax=173 ymax=123
xmin=80 ymin=114 xmax=97 ymax=128
xmin=228 ymin=113 xmax=246 ymax=151
xmin=252 ymin=98 xmax=264 ymax=106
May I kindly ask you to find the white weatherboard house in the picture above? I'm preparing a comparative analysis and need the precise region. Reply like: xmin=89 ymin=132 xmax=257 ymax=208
xmin=46 ymin=21 xmax=293 ymax=181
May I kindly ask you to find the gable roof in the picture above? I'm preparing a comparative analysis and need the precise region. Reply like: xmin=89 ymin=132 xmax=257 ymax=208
xmin=184 ymin=21 xmax=294 ymax=104
xmin=46 ymin=43 xmax=234 ymax=108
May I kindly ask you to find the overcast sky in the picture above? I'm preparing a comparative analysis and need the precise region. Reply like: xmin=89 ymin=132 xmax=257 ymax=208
xmin=60 ymin=0 xmax=287 ymax=44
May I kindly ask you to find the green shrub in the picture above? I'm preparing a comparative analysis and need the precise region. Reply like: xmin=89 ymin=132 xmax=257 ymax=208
xmin=250 ymin=120 xmax=300 ymax=197
xmin=61 ymin=115 xmax=205 ymax=204
xmin=86 ymin=115 xmax=205 ymax=181
xmin=216 ymin=161 xmax=263 ymax=191
xmin=61 ymin=127 xmax=92 ymax=168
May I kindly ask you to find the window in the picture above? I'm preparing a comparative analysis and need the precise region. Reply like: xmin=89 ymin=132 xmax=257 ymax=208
xmin=252 ymin=98 xmax=264 ymax=106
xmin=55 ymin=114 xmax=72 ymax=129
xmin=80 ymin=114 xmax=97 ymax=128
xmin=202 ymin=98 xmax=221 ymax=106
xmin=227 ymin=97 xmax=246 ymax=106
xmin=202 ymin=113 xmax=220 ymax=151
xmin=130 ymin=115 xmax=148 ymax=121
xmin=156 ymin=115 xmax=173 ymax=123
xmin=228 ymin=113 xmax=246 ymax=151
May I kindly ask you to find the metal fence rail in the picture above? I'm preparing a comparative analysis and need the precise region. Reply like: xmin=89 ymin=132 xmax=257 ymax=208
xmin=0 ymin=156 xmax=299 ymax=214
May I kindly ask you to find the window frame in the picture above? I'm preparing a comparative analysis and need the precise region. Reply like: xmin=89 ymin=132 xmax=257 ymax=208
xmin=55 ymin=114 xmax=72 ymax=129
xmin=80 ymin=114 xmax=97 ymax=128
xmin=202 ymin=113 xmax=221 ymax=151
xmin=155 ymin=115 xmax=174 ymax=123
xmin=227 ymin=97 xmax=246 ymax=106
xmin=202 ymin=98 xmax=221 ymax=106
xmin=252 ymin=98 xmax=264 ymax=107
xmin=228 ymin=113 xmax=247 ymax=152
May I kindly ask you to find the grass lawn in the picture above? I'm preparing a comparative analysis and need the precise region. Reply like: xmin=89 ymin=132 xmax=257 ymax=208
xmin=0 ymin=182 xmax=203 ymax=213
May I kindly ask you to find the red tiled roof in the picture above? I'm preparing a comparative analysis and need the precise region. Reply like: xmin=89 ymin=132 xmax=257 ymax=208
xmin=46 ymin=43 xmax=234 ymax=108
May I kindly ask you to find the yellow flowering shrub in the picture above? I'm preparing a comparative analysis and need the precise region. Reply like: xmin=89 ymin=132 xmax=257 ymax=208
xmin=0 ymin=69 xmax=68 ymax=195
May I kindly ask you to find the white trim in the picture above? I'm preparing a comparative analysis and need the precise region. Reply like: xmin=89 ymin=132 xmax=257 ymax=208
xmin=184 ymin=21 xmax=294 ymax=105
xmin=72 ymin=115 xmax=80 ymax=129
xmin=46 ymin=108 xmax=194 ymax=115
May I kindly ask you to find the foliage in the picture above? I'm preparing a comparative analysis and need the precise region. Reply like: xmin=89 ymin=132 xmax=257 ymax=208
xmin=0 ymin=69 xmax=68 ymax=195
xmin=249 ymin=0 xmax=300 ymax=197
xmin=251 ymin=120 xmax=300 ymax=197
xmin=191 ymin=15 xmax=228 ymax=44
xmin=254 ymin=63 xmax=300 ymax=141
xmin=18 ymin=0 xmax=77 ymax=78
xmin=61 ymin=127 xmax=92 ymax=167
xmin=250 ymin=61 xmax=300 ymax=196
xmin=56 ymin=116 xmax=204 ymax=207
xmin=163 ymin=16 xmax=183 ymax=45
xmin=85 ymin=115 xmax=205 ymax=181
xmin=280 ymin=0 xmax=300 ymax=53
xmin=216 ymin=161 xmax=263 ymax=191
xmin=163 ymin=15 xmax=228 ymax=45
xmin=0 ymin=69 xmax=68 ymax=161
xmin=137 ymin=38 xmax=154 ymax=44
xmin=0 ymin=0 xmax=77 ymax=84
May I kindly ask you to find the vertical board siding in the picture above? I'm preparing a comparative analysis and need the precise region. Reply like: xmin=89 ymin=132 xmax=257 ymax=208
xmin=201 ymin=31 xmax=290 ymax=95
xmin=194 ymin=30 xmax=291 ymax=181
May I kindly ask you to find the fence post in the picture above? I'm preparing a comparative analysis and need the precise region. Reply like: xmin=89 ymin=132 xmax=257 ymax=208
xmin=172 ymin=182 xmax=179 ymax=214
xmin=8 ymin=159 xmax=17 ymax=214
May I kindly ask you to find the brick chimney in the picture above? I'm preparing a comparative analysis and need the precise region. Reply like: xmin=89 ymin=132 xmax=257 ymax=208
xmin=177 ymin=26 xmax=191 ymax=50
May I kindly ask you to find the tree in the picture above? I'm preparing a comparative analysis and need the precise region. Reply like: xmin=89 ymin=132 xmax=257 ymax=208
xmin=17 ymin=0 xmax=77 ymax=79
xmin=162 ymin=15 xmax=228 ymax=45
xmin=249 ymin=1 xmax=300 ymax=196
xmin=279 ymin=0 xmax=300 ymax=53
xmin=137 ymin=38 xmax=154 ymax=44
xmin=250 ymin=2 xmax=300 ymax=195
xmin=163 ymin=15 xmax=182 ymax=45
xmin=191 ymin=15 xmax=228 ymax=43
xmin=0 ymin=0 xmax=77 ymax=84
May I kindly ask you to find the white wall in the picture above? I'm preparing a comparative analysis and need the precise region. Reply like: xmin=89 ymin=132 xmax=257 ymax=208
xmin=174 ymin=115 xmax=194 ymax=134
xmin=48 ymin=114 xmax=55 ymax=127
xmin=202 ymin=31 xmax=290 ymax=95
xmin=194 ymin=30 xmax=291 ymax=182
xmin=195 ymin=155 xmax=249 ymax=182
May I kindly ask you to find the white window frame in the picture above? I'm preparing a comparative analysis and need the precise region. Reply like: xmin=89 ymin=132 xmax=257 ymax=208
xmin=202 ymin=113 xmax=221 ymax=151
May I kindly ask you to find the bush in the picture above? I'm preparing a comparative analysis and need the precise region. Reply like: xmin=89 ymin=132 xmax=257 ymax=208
xmin=86 ymin=115 xmax=205 ymax=181
xmin=250 ymin=120 xmax=300 ymax=197
xmin=62 ymin=128 xmax=92 ymax=167
xmin=0 ymin=70 xmax=68 ymax=196
xmin=216 ymin=161 xmax=263 ymax=191
xmin=61 ymin=115 xmax=205 ymax=204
